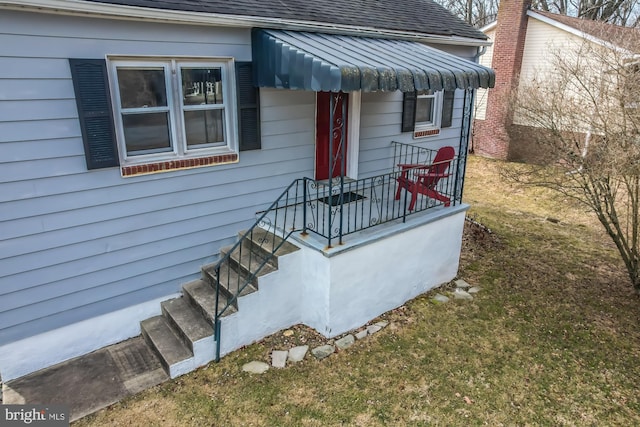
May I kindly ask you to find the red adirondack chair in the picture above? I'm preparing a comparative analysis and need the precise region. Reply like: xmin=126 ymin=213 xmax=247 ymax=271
xmin=395 ymin=146 xmax=456 ymax=211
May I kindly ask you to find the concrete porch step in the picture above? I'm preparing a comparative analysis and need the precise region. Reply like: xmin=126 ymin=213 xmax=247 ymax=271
xmin=241 ymin=228 xmax=300 ymax=267
xmin=161 ymin=297 xmax=213 ymax=353
xmin=220 ymin=243 xmax=277 ymax=279
xmin=183 ymin=279 xmax=237 ymax=324
xmin=140 ymin=316 xmax=193 ymax=379
xmin=140 ymin=229 xmax=297 ymax=381
xmin=203 ymin=262 xmax=258 ymax=300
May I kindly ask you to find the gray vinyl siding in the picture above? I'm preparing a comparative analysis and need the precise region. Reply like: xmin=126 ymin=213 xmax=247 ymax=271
xmin=358 ymin=89 xmax=469 ymax=178
xmin=0 ymin=11 xmax=315 ymax=345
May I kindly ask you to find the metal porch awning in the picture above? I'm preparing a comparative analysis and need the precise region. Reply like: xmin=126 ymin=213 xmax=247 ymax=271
xmin=252 ymin=29 xmax=495 ymax=92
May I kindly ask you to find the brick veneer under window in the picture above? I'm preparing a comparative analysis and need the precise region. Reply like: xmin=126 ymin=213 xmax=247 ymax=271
xmin=474 ymin=0 xmax=532 ymax=160
xmin=414 ymin=129 xmax=440 ymax=138
xmin=121 ymin=154 xmax=238 ymax=177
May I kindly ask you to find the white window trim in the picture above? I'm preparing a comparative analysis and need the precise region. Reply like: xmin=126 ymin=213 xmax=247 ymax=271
xmin=415 ymin=90 xmax=443 ymax=130
xmin=107 ymin=57 xmax=238 ymax=166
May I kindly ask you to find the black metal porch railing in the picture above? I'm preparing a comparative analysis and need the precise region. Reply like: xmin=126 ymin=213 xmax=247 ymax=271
xmin=302 ymin=142 xmax=460 ymax=246
xmin=213 ymin=141 xmax=460 ymax=360
xmin=392 ymin=140 xmax=442 ymax=167
xmin=392 ymin=140 xmax=465 ymax=209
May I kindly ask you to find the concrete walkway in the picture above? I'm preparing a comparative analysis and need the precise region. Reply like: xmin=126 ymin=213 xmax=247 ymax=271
xmin=2 ymin=337 xmax=168 ymax=422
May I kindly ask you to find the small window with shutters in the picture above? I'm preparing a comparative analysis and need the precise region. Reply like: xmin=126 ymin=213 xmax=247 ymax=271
xmin=402 ymin=89 xmax=455 ymax=139
xmin=70 ymin=57 xmax=260 ymax=175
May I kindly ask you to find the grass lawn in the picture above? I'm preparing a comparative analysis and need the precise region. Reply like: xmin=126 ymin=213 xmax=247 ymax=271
xmin=76 ymin=155 xmax=640 ymax=426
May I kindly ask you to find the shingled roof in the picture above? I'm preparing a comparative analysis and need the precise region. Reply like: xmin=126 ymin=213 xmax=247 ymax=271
xmin=86 ymin=0 xmax=487 ymax=40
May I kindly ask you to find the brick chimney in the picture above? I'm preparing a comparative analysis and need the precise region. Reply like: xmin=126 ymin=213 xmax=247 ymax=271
xmin=473 ymin=0 xmax=532 ymax=159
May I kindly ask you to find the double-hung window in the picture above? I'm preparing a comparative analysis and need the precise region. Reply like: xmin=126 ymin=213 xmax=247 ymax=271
xmin=109 ymin=58 xmax=237 ymax=164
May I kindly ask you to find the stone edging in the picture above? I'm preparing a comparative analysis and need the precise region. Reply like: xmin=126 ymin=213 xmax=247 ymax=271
xmin=242 ymin=320 xmax=390 ymax=374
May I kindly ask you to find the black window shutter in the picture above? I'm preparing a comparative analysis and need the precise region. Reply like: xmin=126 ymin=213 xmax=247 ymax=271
xmin=235 ymin=61 xmax=261 ymax=151
xmin=69 ymin=59 xmax=119 ymax=170
xmin=441 ymin=90 xmax=456 ymax=128
xmin=401 ymin=91 xmax=417 ymax=133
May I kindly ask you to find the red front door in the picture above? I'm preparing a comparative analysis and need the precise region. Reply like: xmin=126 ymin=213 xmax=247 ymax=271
xmin=315 ymin=92 xmax=348 ymax=180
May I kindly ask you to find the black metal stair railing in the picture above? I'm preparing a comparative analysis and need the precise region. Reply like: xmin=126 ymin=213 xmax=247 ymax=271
xmin=213 ymin=178 xmax=307 ymax=361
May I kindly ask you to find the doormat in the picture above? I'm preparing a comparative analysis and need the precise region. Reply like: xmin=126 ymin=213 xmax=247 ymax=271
xmin=318 ymin=191 xmax=365 ymax=206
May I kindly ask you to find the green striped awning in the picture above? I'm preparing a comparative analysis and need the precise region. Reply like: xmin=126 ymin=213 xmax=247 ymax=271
xmin=252 ymin=29 xmax=495 ymax=92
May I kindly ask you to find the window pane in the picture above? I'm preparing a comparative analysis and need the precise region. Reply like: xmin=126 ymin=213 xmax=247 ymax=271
xmin=416 ymin=97 xmax=434 ymax=124
xmin=184 ymin=109 xmax=225 ymax=147
xmin=117 ymin=68 xmax=167 ymax=108
xmin=122 ymin=112 xmax=172 ymax=154
xmin=182 ymin=68 xmax=223 ymax=105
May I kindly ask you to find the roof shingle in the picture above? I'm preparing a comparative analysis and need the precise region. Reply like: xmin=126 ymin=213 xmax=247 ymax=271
xmin=86 ymin=0 xmax=487 ymax=40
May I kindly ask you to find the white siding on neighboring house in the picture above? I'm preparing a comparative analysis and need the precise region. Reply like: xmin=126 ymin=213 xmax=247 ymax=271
xmin=520 ymin=18 xmax=583 ymax=84
xmin=519 ymin=18 xmax=584 ymax=83
xmin=514 ymin=17 xmax=587 ymax=125
xmin=474 ymin=14 xmax=602 ymax=128
xmin=474 ymin=27 xmax=495 ymax=121
xmin=0 ymin=10 xmax=316 ymax=349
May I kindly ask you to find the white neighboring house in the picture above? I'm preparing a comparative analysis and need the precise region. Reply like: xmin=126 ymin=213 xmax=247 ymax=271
xmin=473 ymin=0 xmax=639 ymax=160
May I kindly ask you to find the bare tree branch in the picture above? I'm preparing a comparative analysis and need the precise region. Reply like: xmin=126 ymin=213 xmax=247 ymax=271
xmin=432 ymin=0 xmax=499 ymax=27
xmin=437 ymin=0 xmax=640 ymax=27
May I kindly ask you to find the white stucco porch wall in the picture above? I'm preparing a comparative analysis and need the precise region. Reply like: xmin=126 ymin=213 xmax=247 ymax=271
xmin=218 ymin=204 xmax=468 ymax=357
xmin=217 ymin=247 xmax=308 ymax=356
xmin=324 ymin=208 xmax=466 ymax=336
